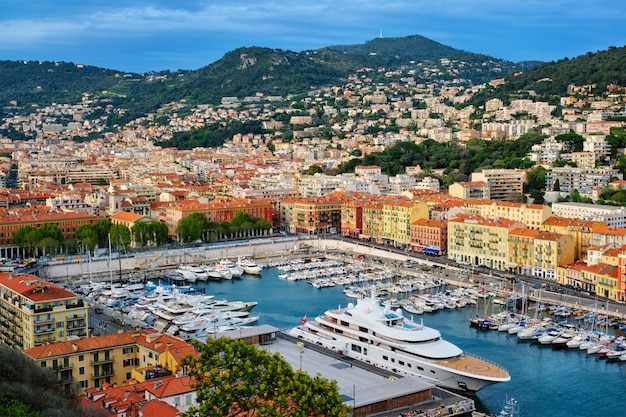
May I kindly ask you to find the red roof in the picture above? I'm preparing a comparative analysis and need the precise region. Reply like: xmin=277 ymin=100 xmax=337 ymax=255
xmin=0 ymin=273 xmax=76 ymax=302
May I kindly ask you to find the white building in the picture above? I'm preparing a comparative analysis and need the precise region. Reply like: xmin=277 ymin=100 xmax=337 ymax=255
xmin=552 ymin=202 xmax=626 ymax=228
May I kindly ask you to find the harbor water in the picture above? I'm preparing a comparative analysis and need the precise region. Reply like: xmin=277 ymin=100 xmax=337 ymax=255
xmin=179 ymin=267 xmax=625 ymax=417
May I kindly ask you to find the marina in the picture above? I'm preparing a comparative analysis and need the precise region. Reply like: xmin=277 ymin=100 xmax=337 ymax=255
xmin=78 ymin=255 xmax=626 ymax=417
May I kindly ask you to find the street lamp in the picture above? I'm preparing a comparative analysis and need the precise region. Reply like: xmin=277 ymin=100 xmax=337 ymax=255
xmin=297 ymin=342 xmax=304 ymax=370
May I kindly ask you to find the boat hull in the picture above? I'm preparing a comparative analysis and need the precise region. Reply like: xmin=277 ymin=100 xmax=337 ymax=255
xmin=289 ymin=325 xmax=507 ymax=392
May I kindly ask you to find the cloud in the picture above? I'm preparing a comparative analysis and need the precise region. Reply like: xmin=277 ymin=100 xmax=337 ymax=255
xmin=0 ymin=0 xmax=624 ymax=71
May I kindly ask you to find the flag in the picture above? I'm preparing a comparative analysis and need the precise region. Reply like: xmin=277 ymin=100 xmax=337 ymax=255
xmin=300 ymin=315 xmax=308 ymax=324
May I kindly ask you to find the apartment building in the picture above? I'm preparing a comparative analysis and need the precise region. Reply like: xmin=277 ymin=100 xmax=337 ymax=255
xmin=464 ymin=199 xmax=552 ymax=229
xmin=0 ymin=273 xmax=88 ymax=350
xmin=552 ymin=202 xmax=626 ymax=228
xmin=410 ymin=218 xmax=447 ymax=255
xmin=279 ymin=195 xmax=342 ymax=235
xmin=381 ymin=197 xmax=425 ymax=247
xmin=557 ymin=262 xmax=619 ymax=299
xmin=471 ymin=169 xmax=525 ymax=201
xmin=164 ymin=198 xmax=274 ymax=238
xmin=0 ymin=207 xmax=99 ymax=258
xmin=23 ymin=330 xmax=195 ymax=395
xmin=541 ymin=216 xmax=606 ymax=262
xmin=448 ymin=181 xmax=489 ymax=200
xmin=447 ymin=214 xmax=524 ymax=271
xmin=532 ymin=231 xmax=576 ymax=280
xmin=545 ymin=166 xmax=621 ymax=200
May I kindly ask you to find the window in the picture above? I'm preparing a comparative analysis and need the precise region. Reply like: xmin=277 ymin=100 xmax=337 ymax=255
xmin=78 ymin=355 xmax=84 ymax=362
xmin=79 ymin=367 xmax=85 ymax=375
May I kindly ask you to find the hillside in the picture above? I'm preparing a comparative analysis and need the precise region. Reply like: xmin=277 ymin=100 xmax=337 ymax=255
xmin=0 ymin=35 xmax=537 ymax=118
xmin=490 ymin=45 xmax=626 ymax=99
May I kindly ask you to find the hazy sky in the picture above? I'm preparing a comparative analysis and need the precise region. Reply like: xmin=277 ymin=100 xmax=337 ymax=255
xmin=2 ymin=1 xmax=625 ymax=73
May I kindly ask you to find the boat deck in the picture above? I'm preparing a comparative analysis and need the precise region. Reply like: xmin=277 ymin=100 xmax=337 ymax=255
xmin=436 ymin=355 xmax=509 ymax=379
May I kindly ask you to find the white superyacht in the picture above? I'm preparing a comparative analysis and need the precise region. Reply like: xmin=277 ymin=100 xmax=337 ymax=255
xmin=289 ymin=289 xmax=510 ymax=392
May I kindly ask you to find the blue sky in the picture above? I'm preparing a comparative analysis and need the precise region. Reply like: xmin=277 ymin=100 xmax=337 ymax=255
xmin=2 ymin=1 xmax=625 ymax=73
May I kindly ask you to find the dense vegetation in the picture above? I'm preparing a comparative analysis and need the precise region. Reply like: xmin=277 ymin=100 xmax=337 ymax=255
xmin=158 ymin=120 xmax=266 ymax=149
xmin=0 ymin=347 xmax=83 ymax=417
xmin=176 ymin=212 xmax=271 ymax=244
xmin=0 ymin=35 xmax=537 ymax=123
xmin=185 ymin=337 xmax=349 ymax=417
xmin=479 ymin=45 xmax=626 ymax=103
xmin=337 ymin=133 xmax=543 ymax=184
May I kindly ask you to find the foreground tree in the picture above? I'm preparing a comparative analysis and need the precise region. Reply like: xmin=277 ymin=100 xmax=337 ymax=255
xmin=184 ymin=337 xmax=349 ymax=417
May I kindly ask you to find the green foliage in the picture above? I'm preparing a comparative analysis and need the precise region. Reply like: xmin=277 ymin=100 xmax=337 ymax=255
xmin=336 ymin=133 xmax=544 ymax=177
xmin=132 ymin=221 xmax=169 ymax=247
xmin=176 ymin=212 xmax=211 ymax=243
xmin=158 ymin=120 xmax=265 ymax=150
xmin=484 ymin=45 xmax=626 ymax=100
xmin=306 ymin=165 xmax=323 ymax=175
xmin=0 ymin=35 xmax=538 ymax=128
xmin=184 ymin=337 xmax=349 ymax=417
xmin=12 ymin=224 xmax=65 ymax=257
xmin=110 ymin=224 xmax=131 ymax=250
xmin=555 ymin=132 xmax=585 ymax=152
xmin=0 ymin=347 xmax=83 ymax=417
xmin=525 ymin=166 xmax=547 ymax=194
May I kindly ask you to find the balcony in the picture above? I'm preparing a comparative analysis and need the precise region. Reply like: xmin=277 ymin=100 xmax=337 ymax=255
xmin=91 ymin=368 xmax=114 ymax=379
xmin=34 ymin=326 xmax=55 ymax=334
xmin=65 ymin=300 xmax=85 ymax=310
xmin=52 ymin=363 xmax=73 ymax=371
xmin=91 ymin=356 xmax=115 ymax=365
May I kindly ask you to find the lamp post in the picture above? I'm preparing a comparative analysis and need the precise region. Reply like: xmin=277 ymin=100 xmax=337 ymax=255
xmin=297 ymin=342 xmax=304 ymax=370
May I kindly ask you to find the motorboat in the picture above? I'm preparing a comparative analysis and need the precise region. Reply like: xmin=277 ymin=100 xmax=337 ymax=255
xmin=219 ymin=259 xmax=244 ymax=278
xmin=237 ymin=257 xmax=263 ymax=275
xmin=289 ymin=288 xmax=510 ymax=392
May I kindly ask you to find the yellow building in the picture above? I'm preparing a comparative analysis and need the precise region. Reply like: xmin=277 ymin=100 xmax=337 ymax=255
xmin=361 ymin=200 xmax=385 ymax=243
xmin=558 ymin=262 xmax=618 ymax=299
xmin=508 ymin=228 xmax=539 ymax=275
xmin=464 ymin=199 xmax=552 ymax=229
xmin=381 ymin=196 xmax=427 ymax=247
xmin=541 ymin=216 xmax=606 ymax=261
xmin=532 ymin=231 xmax=576 ymax=280
xmin=0 ymin=273 xmax=88 ymax=350
xmin=23 ymin=330 xmax=195 ymax=395
xmin=448 ymin=214 xmax=524 ymax=270
xmin=448 ymin=181 xmax=489 ymax=200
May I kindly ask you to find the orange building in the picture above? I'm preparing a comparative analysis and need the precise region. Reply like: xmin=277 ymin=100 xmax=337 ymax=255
xmin=0 ymin=207 xmax=99 ymax=258
xmin=280 ymin=194 xmax=342 ymax=235
xmin=164 ymin=198 xmax=273 ymax=239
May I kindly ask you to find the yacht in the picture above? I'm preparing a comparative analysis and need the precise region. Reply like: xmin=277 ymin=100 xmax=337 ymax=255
xmin=289 ymin=290 xmax=510 ymax=392
xmin=219 ymin=259 xmax=245 ymax=278
xmin=237 ymin=257 xmax=263 ymax=275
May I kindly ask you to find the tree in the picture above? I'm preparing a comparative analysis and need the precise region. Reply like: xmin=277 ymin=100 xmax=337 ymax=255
xmin=75 ymin=224 xmax=97 ymax=252
xmin=176 ymin=212 xmax=210 ymax=243
xmin=306 ymin=164 xmax=323 ymax=175
xmin=110 ymin=224 xmax=131 ymax=251
xmin=184 ymin=337 xmax=349 ymax=417
xmin=0 ymin=347 xmax=84 ymax=417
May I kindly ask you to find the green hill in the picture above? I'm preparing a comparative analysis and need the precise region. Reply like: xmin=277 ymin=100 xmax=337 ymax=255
xmin=490 ymin=45 xmax=626 ymax=98
xmin=1 ymin=35 xmax=541 ymax=121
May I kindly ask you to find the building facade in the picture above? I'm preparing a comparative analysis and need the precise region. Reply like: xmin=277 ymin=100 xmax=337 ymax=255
xmin=0 ymin=273 xmax=88 ymax=350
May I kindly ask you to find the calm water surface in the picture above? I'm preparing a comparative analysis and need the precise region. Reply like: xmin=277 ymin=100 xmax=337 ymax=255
xmin=185 ymin=267 xmax=625 ymax=417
